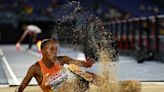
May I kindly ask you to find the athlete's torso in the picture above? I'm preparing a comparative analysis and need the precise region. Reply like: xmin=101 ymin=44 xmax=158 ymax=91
xmin=34 ymin=56 xmax=72 ymax=92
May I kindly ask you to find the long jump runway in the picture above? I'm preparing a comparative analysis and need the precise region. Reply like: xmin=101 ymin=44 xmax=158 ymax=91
xmin=0 ymin=45 xmax=164 ymax=86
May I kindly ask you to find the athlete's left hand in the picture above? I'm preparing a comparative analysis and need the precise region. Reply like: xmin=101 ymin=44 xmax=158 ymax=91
xmin=83 ymin=57 xmax=96 ymax=68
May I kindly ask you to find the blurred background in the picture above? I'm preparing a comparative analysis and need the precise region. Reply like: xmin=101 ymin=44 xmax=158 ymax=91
xmin=0 ymin=0 xmax=164 ymax=91
xmin=0 ymin=0 xmax=164 ymax=61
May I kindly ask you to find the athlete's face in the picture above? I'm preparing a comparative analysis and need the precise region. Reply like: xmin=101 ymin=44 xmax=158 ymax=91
xmin=42 ymin=41 xmax=57 ymax=62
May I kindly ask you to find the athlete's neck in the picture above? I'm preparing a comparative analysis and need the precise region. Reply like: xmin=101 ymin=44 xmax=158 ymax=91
xmin=42 ymin=58 xmax=58 ymax=68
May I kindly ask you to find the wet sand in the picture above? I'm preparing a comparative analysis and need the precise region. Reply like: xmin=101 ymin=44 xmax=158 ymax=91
xmin=0 ymin=83 xmax=164 ymax=92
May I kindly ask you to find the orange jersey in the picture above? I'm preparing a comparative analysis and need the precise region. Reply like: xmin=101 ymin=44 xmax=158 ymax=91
xmin=38 ymin=60 xmax=67 ymax=92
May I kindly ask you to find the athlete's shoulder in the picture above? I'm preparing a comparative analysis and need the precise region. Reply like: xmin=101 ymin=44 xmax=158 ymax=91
xmin=57 ymin=56 xmax=73 ymax=65
xmin=28 ymin=62 xmax=40 ymax=74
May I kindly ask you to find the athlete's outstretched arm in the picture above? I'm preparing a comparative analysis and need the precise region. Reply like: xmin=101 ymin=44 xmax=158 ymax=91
xmin=58 ymin=56 xmax=95 ymax=68
xmin=16 ymin=64 xmax=35 ymax=92
xmin=17 ymin=30 xmax=28 ymax=44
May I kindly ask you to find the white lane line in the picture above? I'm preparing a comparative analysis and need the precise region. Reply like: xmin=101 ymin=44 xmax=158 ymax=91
xmin=142 ymin=82 xmax=164 ymax=85
xmin=0 ymin=48 xmax=20 ymax=85
xmin=0 ymin=85 xmax=9 ymax=87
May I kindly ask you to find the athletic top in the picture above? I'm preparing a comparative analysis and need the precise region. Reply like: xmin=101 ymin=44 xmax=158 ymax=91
xmin=26 ymin=25 xmax=42 ymax=33
xmin=38 ymin=60 xmax=67 ymax=92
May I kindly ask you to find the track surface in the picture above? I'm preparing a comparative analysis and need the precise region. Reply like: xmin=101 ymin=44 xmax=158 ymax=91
xmin=0 ymin=45 xmax=164 ymax=86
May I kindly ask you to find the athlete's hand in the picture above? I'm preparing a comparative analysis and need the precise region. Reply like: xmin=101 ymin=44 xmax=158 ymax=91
xmin=16 ymin=42 xmax=21 ymax=50
xmin=83 ymin=57 xmax=96 ymax=68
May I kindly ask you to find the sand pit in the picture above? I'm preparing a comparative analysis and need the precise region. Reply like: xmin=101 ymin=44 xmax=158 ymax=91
xmin=0 ymin=83 xmax=164 ymax=92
